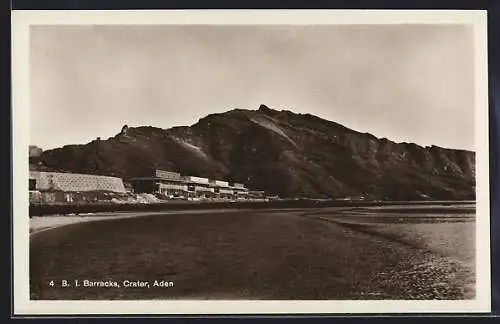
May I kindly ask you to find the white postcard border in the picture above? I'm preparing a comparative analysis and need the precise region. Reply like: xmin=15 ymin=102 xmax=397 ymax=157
xmin=11 ymin=9 xmax=491 ymax=315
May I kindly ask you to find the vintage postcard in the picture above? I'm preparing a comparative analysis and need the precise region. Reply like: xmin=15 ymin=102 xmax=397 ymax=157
xmin=11 ymin=9 xmax=490 ymax=315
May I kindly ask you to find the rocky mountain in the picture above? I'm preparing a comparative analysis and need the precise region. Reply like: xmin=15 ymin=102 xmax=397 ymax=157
xmin=29 ymin=105 xmax=475 ymax=200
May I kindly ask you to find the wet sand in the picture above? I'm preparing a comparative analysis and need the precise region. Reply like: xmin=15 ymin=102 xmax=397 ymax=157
xmin=30 ymin=205 xmax=475 ymax=300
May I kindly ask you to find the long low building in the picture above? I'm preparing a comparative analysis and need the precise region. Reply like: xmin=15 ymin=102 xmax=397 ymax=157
xmin=28 ymin=169 xmax=266 ymax=205
xmin=129 ymin=169 xmax=250 ymax=199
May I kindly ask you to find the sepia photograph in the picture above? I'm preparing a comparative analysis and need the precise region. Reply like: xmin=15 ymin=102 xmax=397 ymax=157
xmin=12 ymin=10 xmax=490 ymax=315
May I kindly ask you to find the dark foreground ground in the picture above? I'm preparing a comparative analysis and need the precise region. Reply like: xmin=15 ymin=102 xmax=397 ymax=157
xmin=30 ymin=204 xmax=475 ymax=300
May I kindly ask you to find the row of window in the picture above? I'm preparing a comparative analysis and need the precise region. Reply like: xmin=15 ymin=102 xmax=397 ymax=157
xmin=156 ymin=182 xmax=249 ymax=194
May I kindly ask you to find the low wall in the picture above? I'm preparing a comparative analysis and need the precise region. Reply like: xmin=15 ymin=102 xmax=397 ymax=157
xmin=30 ymin=171 xmax=126 ymax=193
xmin=29 ymin=199 xmax=475 ymax=217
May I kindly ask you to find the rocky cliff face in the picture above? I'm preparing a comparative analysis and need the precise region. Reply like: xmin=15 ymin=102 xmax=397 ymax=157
xmin=30 ymin=105 xmax=475 ymax=200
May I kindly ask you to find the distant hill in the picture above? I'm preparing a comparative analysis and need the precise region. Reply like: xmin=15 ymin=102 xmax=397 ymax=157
xmin=29 ymin=145 xmax=43 ymax=158
xmin=30 ymin=105 xmax=475 ymax=200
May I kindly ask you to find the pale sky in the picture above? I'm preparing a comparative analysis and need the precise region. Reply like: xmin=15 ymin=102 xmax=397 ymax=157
xmin=30 ymin=24 xmax=475 ymax=151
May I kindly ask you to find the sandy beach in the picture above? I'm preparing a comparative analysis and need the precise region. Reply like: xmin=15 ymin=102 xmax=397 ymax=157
xmin=30 ymin=205 xmax=475 ymax=300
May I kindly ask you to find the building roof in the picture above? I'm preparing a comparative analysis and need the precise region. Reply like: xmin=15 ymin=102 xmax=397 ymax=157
xmin=129 ymin=177 xmax=185 ymax=182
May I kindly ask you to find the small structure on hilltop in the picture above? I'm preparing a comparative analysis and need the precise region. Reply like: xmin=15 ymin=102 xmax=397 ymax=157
xmin=120 ymin=124 xmax=129 ymax=135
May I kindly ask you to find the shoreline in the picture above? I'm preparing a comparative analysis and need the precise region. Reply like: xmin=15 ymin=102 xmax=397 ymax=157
xmin=29 ymin=201 xmax=476 ymax=237
xmin=29 ymin=199 xmax=476 ymax=217
xmin=29 ymin=208 xmax=251 ymax=235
